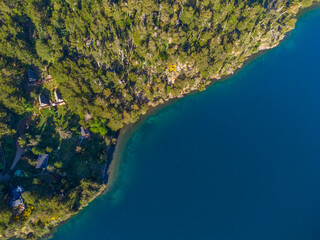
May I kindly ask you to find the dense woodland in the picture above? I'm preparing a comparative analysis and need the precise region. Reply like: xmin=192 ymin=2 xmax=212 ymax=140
xmin=0 ymin=0 xmax=318 ymax=239
xmin=0 ymin=0 xmax=315 ymax=138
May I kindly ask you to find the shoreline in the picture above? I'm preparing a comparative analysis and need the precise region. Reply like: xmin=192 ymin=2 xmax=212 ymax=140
xmin=111 ymin=1 xmax=320 ymax=168
xmin=41 ymin=3 xmax=320 ymax=240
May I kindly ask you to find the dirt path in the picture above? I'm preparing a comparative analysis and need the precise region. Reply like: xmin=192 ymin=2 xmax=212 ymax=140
xmin=9 ymin=115 xmax=31 ymax=171
xmin=10 ymin=140 xmax=25 ymax=171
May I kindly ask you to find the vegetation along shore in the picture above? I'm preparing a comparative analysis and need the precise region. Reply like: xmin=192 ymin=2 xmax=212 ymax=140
xmin=0 ymin=0 xmax=319 ymax=239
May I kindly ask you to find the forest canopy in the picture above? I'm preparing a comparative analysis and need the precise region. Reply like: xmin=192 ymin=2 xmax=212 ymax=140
xmin=0 ymin=0 xmax=316 ymax=136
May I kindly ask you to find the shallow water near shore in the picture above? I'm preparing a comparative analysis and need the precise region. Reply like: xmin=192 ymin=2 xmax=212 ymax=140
xmin=51 ymin=8 xmax=320 ymax=240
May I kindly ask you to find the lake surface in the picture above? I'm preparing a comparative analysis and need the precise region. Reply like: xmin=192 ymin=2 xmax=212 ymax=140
xmin=51 ymin=8 xmax=320 ymax=240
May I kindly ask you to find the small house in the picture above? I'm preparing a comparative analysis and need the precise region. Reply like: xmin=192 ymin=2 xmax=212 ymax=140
xmin=28 ymin=69 xmax=37 ymax=82
xmin=36 ymin=154 xmax=49 ymax=170
xmin=9 ymin=186 xmax=25 ymax=214
xmin=39 ymin=94 xmax=50 ymax=108
xmin=54 ymin=89 xmax=65 ymax=105
xmin=80 ymin=127 xmax=90 ymax=139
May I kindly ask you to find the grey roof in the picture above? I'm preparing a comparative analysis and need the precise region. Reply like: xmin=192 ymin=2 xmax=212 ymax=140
xmin=80 ymin=127 xmax=90 ymax=137
xmin=39 ymin=94 xmax=50 ymax=106
xmin=54 ymin=89 xmax=64 ymax=102
xmin=9 ymin=198 xmax=24 ymax=208
xmin=28 ymin=69 xmax=37 ymax=81
xmin=36 ymin=154 xmax=49 ymax=169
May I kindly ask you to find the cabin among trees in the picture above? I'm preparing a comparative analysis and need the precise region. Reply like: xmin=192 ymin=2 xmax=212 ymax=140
xmin=80 ymin=127 xmax=90 ymax=139
xmin=36 ymin=154 xmax=49 ymax=171
xmin=8 ymin=186 xmax=25 ymax=216
xmin=39 ymin=94 xmax=50 ymax=108
xmin=28 ymin=69 xmax=37 ymax=82
xmin=54 ymin=89 xmax=65 ymax=105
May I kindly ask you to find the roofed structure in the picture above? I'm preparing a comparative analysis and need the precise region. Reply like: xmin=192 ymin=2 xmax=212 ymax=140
xmin=11 ymin=186 xmax=23 ymax=199
xmin=39 ymin=94 xmax=50 ymax=108
xmin=10 ymin=198 xmax=24 ymax=209
xmin=28 ymin=69 xmax=37 ymax=82
xmin=80 ymin=127 xmax=90 ymax=138
xmin=54 ymin=89 xmax=65 ymax=105
xmin=9 ymin=186 xmax=25 ymax=210
xmin=36 ymin=154 xmax=49 ymax=169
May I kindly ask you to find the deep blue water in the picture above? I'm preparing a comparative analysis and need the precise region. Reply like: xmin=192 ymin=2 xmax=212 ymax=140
xmin=52 ymin=8 xmax=320 ymax=240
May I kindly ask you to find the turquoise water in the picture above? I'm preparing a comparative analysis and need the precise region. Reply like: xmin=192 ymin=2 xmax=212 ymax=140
xmin=52 ymin=8 xmax=320 ymax=240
